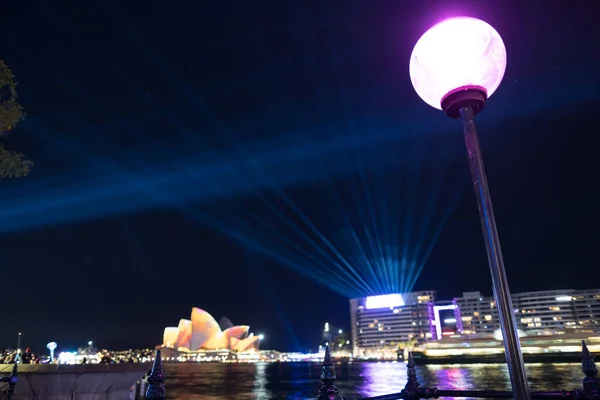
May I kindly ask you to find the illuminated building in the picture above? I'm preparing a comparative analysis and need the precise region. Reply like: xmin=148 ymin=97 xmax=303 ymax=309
xmin=572 ymin=290 xmax=600 ymax=329
xmin=431 ymin=302 xmax=462 ymax=340
xmin=350 ymin=289 xmax=600 ymax=356
xmin=161 ymin=308 xmax=261 ymax=352
xmin=453 ymin=291 xmax=499 ymax=336
xmin=453 ymin=289 xmax=600 ymax=336
xmin=350 ymin=291 xmax=436 ymax=356
xmin=512 ymin=289 xmax=600 ymax=332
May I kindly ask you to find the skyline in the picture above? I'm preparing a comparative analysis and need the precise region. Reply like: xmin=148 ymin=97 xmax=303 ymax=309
xmin=0 ymin=0 xmax=598 ymax=353
xmin=5 ymin=283 xmax=598 ymax=353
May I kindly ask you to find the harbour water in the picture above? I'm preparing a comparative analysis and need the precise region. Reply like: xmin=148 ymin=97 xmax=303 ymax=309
xmin=162 ymin=361 xmax=584 ymax=399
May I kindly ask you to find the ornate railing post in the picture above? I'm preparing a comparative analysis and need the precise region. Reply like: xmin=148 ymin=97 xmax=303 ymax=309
xmin=582 ymin=341 xmax=599 ymax=398
xmin=402 ymin=353 xmax=438 ymax=400
xmin=145 ymin=349 xmax=166 ymax=400
xmin=403 ymin=352 xmax=421 ymax=400
xmin=316 ymin=346 xmax=344 ymax=400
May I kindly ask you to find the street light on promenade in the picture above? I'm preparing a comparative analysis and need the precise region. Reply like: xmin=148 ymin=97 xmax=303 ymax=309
xmin=409 ymin=17 xmax=530 ymax=400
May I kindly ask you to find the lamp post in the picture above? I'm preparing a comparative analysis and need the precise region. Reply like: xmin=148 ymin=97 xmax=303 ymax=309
xmin=46 ymin=342 xmax=57 ymax=362
xmin=409 ymin=17 xmax=530 ymax=400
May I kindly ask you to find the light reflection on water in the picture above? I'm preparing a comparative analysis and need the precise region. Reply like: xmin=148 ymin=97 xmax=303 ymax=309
xmin=359 ymin=362 xmax=406 ymax=397
xmin=164 ymin=362 xmax=584 ymax=400
xmin=253 ymin=363 xmax=269 ymax=398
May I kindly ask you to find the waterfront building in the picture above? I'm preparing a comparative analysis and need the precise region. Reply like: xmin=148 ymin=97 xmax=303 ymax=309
xmin=513 ymin=289 xmax=600 ymax=332
xmin=572 ymin=289 xmax=600 ymax=330
xmin=453 ymin=291 xmax=499 ymax=336
xmin=350 ymin=291 xmax=436 ymax=357
xmin=454 ymin=289 xmax=600 ymax=336
xmin=350 ymin=288 xmax=600 ymax=356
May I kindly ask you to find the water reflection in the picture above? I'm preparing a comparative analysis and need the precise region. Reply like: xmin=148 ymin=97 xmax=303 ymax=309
xmin=360 ymin=362 xmax=406 ymax=397
xmin=442 ymin=368 xmax=469 ymax=388
xmin=162 ymin=362 xmax=585 ymax=399
xmin=422 ymin=364 xmax=508 ymax=391
xmin=252 ymin=363 xmax=272 ymax=399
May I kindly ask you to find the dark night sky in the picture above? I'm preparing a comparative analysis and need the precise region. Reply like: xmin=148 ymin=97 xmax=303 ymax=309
xmin=0 ymin=0 xmax=598 ymax=353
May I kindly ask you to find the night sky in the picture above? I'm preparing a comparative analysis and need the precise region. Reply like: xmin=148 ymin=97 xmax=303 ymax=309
xmin=1 ymin=0 xmax=598 ymax=353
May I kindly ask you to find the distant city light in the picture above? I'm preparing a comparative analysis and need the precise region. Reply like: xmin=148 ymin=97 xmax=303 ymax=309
xmin=258 ymin=334 xmax=265 ymax=340
xmin=88 ymin=341 xmax=93 ymax=346
xmin=365 ymin=294 xmax=405 ymax=309
xmin=58 ymin=351 xmax=78 ymax=364
xmin=324 ymin=322 xmax=329 ymax=332
xmin=444 ymin=318 xmax=457 ymax=324
xmin=556 ymin=296 xmax=573 ymax=302
xmin=494 ymin=329 xmax=528 ymax=341
xmin=338 ymin=329 xmax=343 ymax=334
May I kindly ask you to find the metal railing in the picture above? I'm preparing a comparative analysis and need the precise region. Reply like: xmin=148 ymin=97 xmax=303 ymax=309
xmin=135 ymin=340 xmax=600 ymax=400
xmin=316 ymin=341 xmax=600 ymax=400
xmin=145 ymin=349 xmax=166 ymax=400
xmin=0 ymin=363 xmax=18 ymax=399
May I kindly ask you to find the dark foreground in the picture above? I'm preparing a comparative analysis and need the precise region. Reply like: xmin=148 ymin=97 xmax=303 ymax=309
xmin=160 ymin=362 xmax=584 ymax=399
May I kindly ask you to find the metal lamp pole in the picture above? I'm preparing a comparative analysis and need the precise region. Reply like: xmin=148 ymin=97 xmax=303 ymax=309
xmin=409 ymin=17 xmax=531 ymax=400
xmin=459 ymin=103 xmax=529 ymax=400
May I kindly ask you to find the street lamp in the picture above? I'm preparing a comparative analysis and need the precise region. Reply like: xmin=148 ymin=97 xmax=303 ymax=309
xmin=46 ymin=342 xmax=58 ymax=362
xmin=409 ymin=17 xmax=529 ymax=400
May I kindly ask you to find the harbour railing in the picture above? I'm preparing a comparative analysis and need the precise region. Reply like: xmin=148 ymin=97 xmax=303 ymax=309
xmin=0 ymin=363 xmax=18 ymax=399
xmin=316 ymin=341 xmax=600 ymax=400
xmin=134 ymin=340 xmax=599 ymax=400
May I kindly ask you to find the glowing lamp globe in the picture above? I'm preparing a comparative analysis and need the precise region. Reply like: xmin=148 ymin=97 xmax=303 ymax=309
xmin=47 ymin=341 xmax=58 ymax=361
xmin=409 ymin=17 xmax=506 ymax=117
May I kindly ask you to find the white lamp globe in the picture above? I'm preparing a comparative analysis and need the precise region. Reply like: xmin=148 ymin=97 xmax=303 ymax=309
xmin=409 ymin=17 xmax=507 ymax=111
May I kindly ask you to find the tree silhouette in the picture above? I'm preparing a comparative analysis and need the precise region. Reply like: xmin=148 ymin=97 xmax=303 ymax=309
xmin=0 ymin=60 xmax=32 ymax=178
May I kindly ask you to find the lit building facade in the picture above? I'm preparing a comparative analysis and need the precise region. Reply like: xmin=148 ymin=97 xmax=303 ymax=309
xmin=161 ymin=308 xmax=262 ymax=352
xmin=572 ymin=289 xmax=600 ymax=330
xmin=350 ymin=288 xmax=600 ymax=355
xmin=453 ymin=289 xmax=600 ymax=336
xmin=350 ymin=291 xmax=436 ymax=356
xmin=513 ymin=289 xmax=600 ymax=332
xmin=431 ymin=301 xmax=463 ymax=340
xmin=453 ymin=291 xmax=499 ymax=336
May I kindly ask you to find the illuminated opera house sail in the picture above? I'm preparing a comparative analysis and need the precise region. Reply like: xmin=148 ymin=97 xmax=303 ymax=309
xmin=161 ymin=308 xmax=261 ymax=352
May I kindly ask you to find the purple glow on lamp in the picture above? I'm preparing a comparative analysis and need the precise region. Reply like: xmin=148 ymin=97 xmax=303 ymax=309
xmin=408 ymin=16 xmax=530 ymax=400
xmin=409 ymin=17 xmax=507 ymax=111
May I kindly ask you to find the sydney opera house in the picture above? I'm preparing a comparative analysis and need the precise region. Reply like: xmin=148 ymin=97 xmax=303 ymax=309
xmin=161 ymin=308 xmax=262 ymax=353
